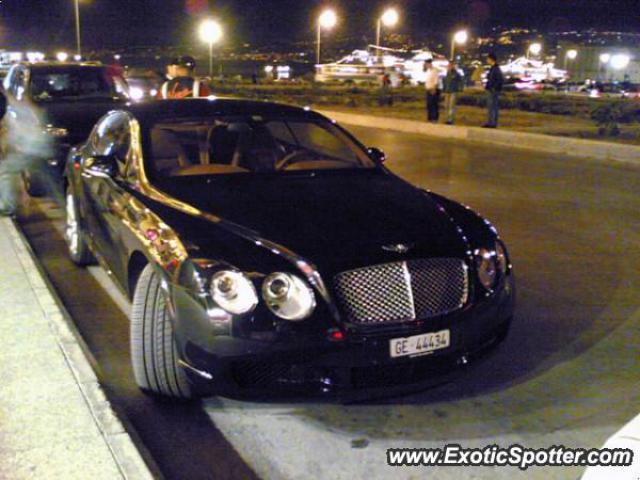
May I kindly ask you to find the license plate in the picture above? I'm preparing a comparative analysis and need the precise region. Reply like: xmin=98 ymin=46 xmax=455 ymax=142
xmin=390 ymin=330 xmax=451 ymax=358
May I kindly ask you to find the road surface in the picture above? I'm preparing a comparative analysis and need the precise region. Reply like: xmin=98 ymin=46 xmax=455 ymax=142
xmin=19 ymin=126 xmax=640 ymax=479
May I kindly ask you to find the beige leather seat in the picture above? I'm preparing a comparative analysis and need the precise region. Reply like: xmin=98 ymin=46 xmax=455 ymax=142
xmin=150 ymin=129 xmax=190 ymax=175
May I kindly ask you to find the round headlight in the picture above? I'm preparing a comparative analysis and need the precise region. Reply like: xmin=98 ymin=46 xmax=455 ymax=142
xmin=475 ymin=248 xmax=498 ymax=291
xmin=262 ymin=273 xmax=316 ymax=321
xmin=495 ymin=240 xmax=509 ymax=274
xmin=210 ymin=270 xmax=258 ymax=315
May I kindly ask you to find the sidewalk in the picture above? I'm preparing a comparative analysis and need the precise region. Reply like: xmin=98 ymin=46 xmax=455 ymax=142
xmin=582 ymin=413 xmax=640 ymax=479
xmin=319 ymin=109 xmax=640 ymax=165
xmin=0 ymin=218 xmax=153 ymax=479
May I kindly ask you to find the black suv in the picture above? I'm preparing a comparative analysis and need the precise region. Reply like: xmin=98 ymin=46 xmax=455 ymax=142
xmin=2 ymin=62 xmax=129 ymax=196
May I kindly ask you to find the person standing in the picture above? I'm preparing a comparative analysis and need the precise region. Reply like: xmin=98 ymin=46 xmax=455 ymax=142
xmin=159 ymin=56 xmax=211 ymax=99
xmin=471 ymin=64 xmax=484 ymax=88
xmin=424 ymin=59 xmax=441 ymax=123
xmin=442 ymin=62 xmax=464 ymax=125
xmin=483 ymin=52 xmax=504 ymax=128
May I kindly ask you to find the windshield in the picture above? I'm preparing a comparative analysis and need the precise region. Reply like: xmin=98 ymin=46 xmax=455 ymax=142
xmin=30 ymin=68 xmax=126 ymax=102
xmin=144 ymin=116 xmax=376 ymax=178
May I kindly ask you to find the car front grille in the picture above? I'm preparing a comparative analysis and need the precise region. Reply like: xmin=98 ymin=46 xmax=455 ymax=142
xmin=333 ymin=258 xmax=468 ymax=325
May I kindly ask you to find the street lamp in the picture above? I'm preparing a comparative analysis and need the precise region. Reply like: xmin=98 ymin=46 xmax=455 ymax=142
xmin=316 ymin=9 xmax=337 ymax=65
xmin=527 ymin=42 xmax=542 ymax=59
xmin=199 ymin=19 xmax=223 ymax=77
xmin=564 ymin=49 xmax=578 ymax=70
xmin=599 ymin=53 xmax=611 ymax=82
xmin=56 ymin=51 xmax=69 ymax=62
xmin=610 ymin=53 xmax=629 ymax=70
xmin=74 ymin=0 xmax=82 ymax=57
xmin=376 ymin=8 xmax=399 ymax=49
xmin=451 ymin=30 xmax=468 ymax=60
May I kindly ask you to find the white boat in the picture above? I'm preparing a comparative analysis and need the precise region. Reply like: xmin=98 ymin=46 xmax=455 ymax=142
xmin=315 ymin=46 xmax=449 ymax=85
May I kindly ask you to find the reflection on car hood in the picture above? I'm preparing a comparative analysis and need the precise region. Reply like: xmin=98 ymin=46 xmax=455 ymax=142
xmin=155 ymin=171 xmax=470 ymax=275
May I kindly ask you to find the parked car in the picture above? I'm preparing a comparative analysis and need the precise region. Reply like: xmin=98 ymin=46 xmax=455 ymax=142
xmin=124 ymin=68 xmax=164 ymax=101
xmin=2 ymin=62 xmax=129 ymax=196
xmin=64 ymin=99 xmax=515 ymax=399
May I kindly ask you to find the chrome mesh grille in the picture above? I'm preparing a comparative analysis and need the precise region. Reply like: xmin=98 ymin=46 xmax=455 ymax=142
xmin=333 ymin=258 xmax=468 ymax=325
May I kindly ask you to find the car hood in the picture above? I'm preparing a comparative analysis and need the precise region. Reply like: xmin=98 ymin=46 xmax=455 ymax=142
xmin=39 ymin=99 xmax=126 ymax=142
xmin=154 ymin=170 xmax=471 ymax=276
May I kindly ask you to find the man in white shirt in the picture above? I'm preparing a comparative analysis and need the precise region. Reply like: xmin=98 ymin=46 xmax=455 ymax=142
xmin=424 ymin=59 xmax=441 ymax=123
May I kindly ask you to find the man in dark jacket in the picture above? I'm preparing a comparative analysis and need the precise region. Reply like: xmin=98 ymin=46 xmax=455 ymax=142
xmin=442 ymin=62 xmax=464 ymax=125
xmin=483 ymin=52 xmax=504 ymax=128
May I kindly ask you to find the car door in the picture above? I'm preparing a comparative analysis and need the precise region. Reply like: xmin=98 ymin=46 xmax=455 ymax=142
xmin=81 ymin=111 xmax=132 ymax=282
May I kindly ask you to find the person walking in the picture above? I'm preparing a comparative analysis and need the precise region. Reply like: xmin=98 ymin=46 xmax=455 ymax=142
xmin=483 ymin=52 xmax=504 ymax=128
xmin=0 ymin=93 xmax=53 ymax=216
xmin=442 ymin=61 xmax=464 ymax=125
xmin=424 ymin=59 xmax=440 ymax=123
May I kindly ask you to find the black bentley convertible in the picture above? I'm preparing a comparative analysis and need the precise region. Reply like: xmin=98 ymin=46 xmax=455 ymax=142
xmin=64 ymin=99 xmax=515 ymax=399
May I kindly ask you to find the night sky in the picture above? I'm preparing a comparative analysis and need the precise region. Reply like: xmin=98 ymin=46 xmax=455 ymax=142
xmin=1 ymin=0 xmax=639 ymax=50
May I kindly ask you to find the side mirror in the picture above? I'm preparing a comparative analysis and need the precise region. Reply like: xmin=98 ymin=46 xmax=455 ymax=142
xmin=367 ymin=147 xmax=386 ymax=164
xmin=86 ymin=155 xmax=118 ymax=178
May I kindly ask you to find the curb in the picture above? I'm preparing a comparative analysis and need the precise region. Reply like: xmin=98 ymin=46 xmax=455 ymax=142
xmin=5 ymin=218 xmax=159 ymax=480
xmin=319 ymin=110 xmax=640 ymax=166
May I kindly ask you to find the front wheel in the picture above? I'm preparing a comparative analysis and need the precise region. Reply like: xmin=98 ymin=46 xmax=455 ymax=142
xmin=130 ymin=264 xmax=195 ymax=400
xmin=64 ymin=187 xmax=94 ymax=266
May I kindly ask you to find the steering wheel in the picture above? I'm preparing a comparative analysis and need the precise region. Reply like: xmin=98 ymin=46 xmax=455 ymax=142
xmin=275 ymin=150 xmax=315 ymax=170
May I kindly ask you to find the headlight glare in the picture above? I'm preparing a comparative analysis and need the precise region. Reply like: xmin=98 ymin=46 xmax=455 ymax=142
xmin=475 ymin=248 xmax=498 ymax=291
xmin=262 ymin=272 xmax=316 ymax=321
xmin=210 ymin=270 xmax=258 ymax=315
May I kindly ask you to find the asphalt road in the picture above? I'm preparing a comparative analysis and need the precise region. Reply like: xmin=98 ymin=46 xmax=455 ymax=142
xmin=18 ymin=126 xmax=640 ymax=480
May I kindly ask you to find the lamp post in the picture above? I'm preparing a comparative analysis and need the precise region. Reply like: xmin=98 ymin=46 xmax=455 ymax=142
xmin=316 ymin=9 xmax=337 ymax=65
xmin=199 ymin=19 xmax=223 ymax=77
xmin=599 ymin=53 xmax=611 ymax=82
xmin=610 ymin=53 xmax=630 ymax=81
xmin=564 ymin=49 xmax=577 ymax=70
xmin=451 ymin=30 xmax=468 ymax=60
xmin=74 ymin=0 xmax=82 ymax=57
xmin=376 ymin=8 xmax=399 ymax=49
xmin=527 ymin=42 xmax=542 ymax=59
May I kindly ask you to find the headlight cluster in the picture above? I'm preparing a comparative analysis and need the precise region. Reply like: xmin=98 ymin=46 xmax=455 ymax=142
xmin=262 ymin=272 xmax=316 ymax=321
xmin=209 ymin=270 xmax=316 ymax=321
xmin=475 ymin=240 xmax=510 ymax=291
xmin=210 ymin=271 xmax=258 ymax=315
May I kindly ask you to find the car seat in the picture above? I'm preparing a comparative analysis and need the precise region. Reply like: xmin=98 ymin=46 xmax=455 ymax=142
xmin=150 ymin=129 xmax=191 ymax=175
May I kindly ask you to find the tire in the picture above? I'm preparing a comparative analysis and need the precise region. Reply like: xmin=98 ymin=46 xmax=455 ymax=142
xmin=23 ymin=170 xmax=47 ymax=197
xmin=130 ymin=264 xmax=194 ymax=399
xmin=64 ymin=187 xmax=94 ymax=266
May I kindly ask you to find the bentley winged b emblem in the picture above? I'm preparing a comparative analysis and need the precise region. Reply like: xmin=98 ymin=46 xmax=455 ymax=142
xmin=382 ymin=243 xmax=415 ymax=254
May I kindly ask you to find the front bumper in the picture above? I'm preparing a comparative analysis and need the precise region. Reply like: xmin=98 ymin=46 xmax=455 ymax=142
xmin=175 ymin=276 xmax=515 ymax=399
